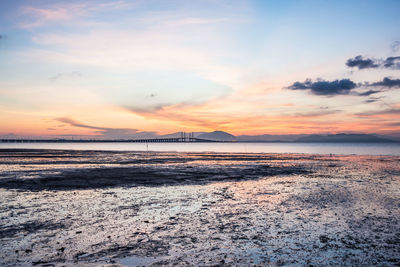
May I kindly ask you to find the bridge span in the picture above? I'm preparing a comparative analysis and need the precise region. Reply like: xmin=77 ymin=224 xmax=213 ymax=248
xmin=0 ymin=137 xmax=220 ymax=143
xmin=0 ymin=132 xmax=228 ymax=143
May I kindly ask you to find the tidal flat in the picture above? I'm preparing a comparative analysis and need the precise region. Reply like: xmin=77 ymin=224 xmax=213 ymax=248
xmin=0 ymin=149 xmax=399 ymax=266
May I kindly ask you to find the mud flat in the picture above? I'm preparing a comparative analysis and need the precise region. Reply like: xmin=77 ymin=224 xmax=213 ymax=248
xmin=0 ymin=149 xmax=399 ymax=266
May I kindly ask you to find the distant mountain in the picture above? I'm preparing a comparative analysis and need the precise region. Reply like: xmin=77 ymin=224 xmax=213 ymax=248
xmin=237 ymin=134 xmax=307 ymax=142
xmin=295 ymin=133 xmax=395 ymax=143
xmin=114 ymin=130 xmax=399 ymax=143
xmin=130 ymin=132 xmax=158 ymax=139
xmin=197 ymin=131 xmax=236 ymax=141
xmin=158 ymin=132 xmax=181 ymax=138
xmin=157 ymin=132 xmax=397 ymax=142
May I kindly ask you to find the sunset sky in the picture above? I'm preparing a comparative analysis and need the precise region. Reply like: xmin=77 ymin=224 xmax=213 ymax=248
xmin=0 ymin=0 xmax=399 ymax=139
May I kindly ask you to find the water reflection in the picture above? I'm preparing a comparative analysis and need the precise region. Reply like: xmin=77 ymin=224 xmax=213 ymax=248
xmin=1 ymin=142 xmax=400 ymax=155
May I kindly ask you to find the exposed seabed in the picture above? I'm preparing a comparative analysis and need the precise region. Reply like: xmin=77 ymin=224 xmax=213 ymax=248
xmin=0 ymin=149 xmax=399 ymax=266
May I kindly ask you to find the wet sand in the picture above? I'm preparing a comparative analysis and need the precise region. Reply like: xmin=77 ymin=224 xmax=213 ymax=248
xmin=0 ymin=149 xmax=399 ymax=266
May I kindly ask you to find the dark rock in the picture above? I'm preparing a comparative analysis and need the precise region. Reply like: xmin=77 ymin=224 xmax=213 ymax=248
xmin=319 ymin=235 xmax=329 ymax=243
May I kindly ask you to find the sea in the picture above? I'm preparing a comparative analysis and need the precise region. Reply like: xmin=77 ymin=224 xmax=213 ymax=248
xmin=0 ymin=142 xmax=399 ymax=156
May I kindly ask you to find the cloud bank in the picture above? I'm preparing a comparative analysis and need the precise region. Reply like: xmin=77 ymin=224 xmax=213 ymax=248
xmin=287 ymin=79 xmax=357 ymax=95
xmin=287 ymin=52 xmax=400 ymax=98
xmin=346 ymin=55 xmax=400 ymax=70
xmin=370 ymin=77 xmax=400 ymax=88
xmin=383 ymin=56 xmax=400 ymax=69
xmin=346 ymin=56 xmax=379 ymax=69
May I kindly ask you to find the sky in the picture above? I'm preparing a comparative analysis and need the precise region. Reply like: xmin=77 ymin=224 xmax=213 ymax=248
xmin=0 ymin=0 xmax=399 ymax=139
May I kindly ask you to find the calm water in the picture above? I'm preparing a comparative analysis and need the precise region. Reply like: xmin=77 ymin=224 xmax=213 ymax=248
xmin=0 ymin=142 xmax=399 ymax=155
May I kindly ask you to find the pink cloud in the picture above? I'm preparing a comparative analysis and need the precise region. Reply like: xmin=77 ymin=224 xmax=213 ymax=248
xmin=19 ymin=1 xmax=135 ymax=28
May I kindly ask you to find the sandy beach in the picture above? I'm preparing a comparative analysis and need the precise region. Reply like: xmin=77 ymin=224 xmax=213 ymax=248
xmin=0 ymin=149 xmax=399 ymax=266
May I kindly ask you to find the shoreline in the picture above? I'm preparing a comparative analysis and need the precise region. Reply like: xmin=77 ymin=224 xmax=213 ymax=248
xmin=2 ymin=141 xmax=400 ymax=156
xmin=0 ymin=147 xmax=399 ymax=156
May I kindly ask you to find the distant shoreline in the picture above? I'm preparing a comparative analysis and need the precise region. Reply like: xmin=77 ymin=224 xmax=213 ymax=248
xmin=2 ymin=142 xmax=400 ymax=156
xmin=0 ymin=139 xmax=398 ymax=143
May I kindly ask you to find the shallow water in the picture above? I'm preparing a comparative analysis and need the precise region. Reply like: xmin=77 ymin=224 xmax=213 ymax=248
xmin=0 ymin=150 xmax=399 ymax=266
xmin=1 ymin=141 xmax=400 ymax=155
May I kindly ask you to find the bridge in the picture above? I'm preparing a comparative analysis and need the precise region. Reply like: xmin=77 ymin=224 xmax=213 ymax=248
xmin=0 ymin=132 xmax=223 ymax=143
xmin=0 ymin=138 xmax=219 ymax=143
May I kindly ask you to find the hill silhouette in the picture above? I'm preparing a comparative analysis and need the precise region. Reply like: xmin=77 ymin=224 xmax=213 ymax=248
xmin=295 ymin=133 xmax=394 ymax=143
xmin=197 ymin=131 xmax=236 ymax=141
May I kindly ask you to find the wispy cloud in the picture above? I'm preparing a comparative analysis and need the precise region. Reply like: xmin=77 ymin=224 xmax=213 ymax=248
xmin=49 ymin=71 xmax=82 ymax=82
xmin=56 ymin=117 xmax=139 ymax=139
xmin=364 ymin=97 xmax=382 ymax=103
xmin=122 ymin=97 xmax=353 ymax=135
xmin=356 ymin=108 xmax=400 ymax=116
xmin=163 ymin=17 xmax=229 ymax=27
xmin=20 ymin=0 xmax=248 ymax=91
xmin=124 ymin=103 xmax=170 ymax=113
xmin=28 ymin=29 xmax=240 ymax=90
xmin=20 ymin=4 xmax=83 ymax=28
xmin=19 ymin=1 xmax=136 ymax=28
xmin=290 ymin=110 xmax=341 ymax=118
xmin=391 ymin=41 xmax=400 ymax=52
xmin=357 ymin=90 xmax=381 ymax=96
